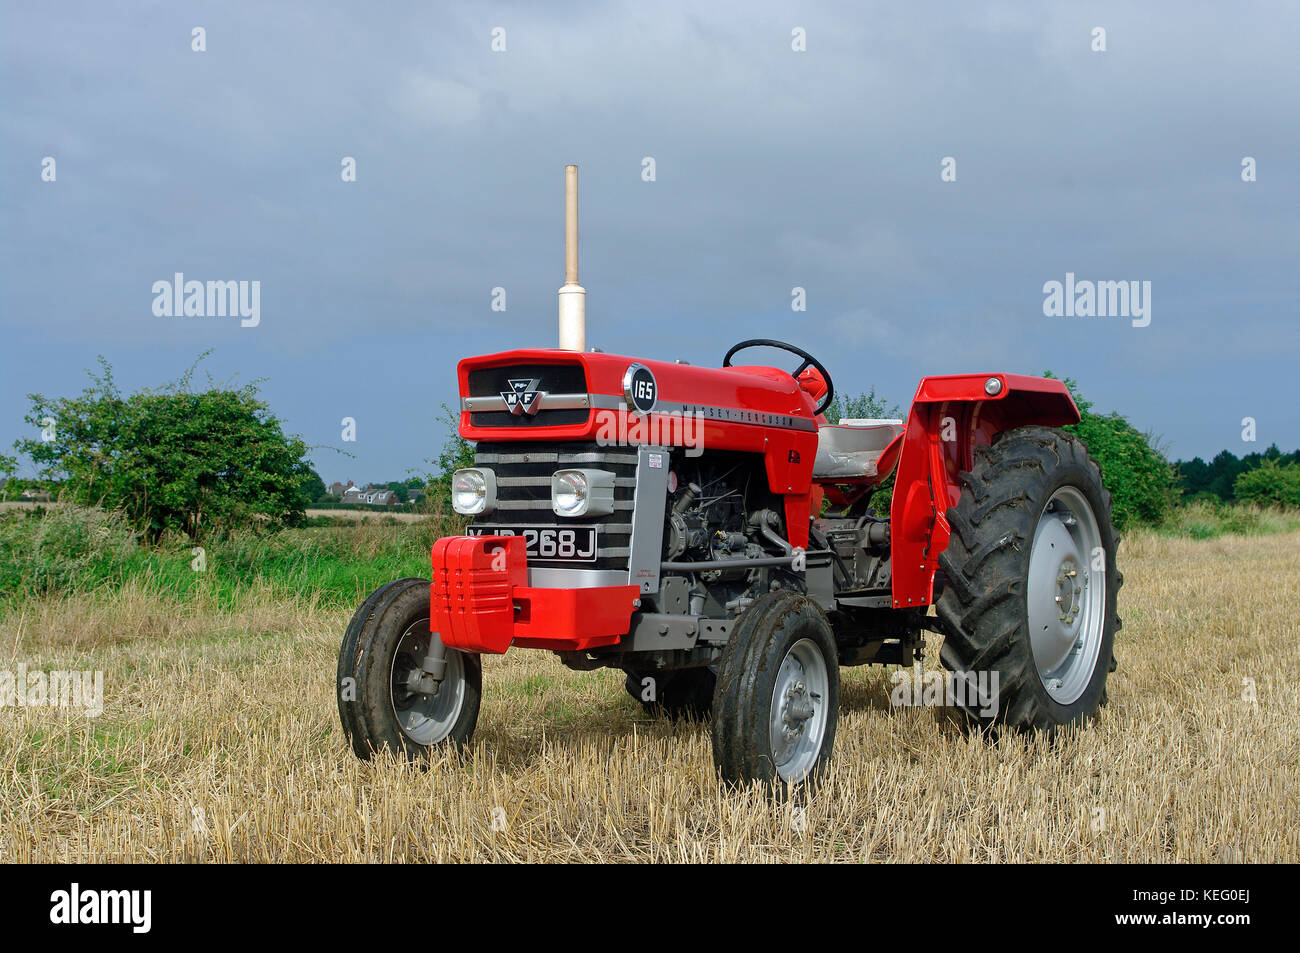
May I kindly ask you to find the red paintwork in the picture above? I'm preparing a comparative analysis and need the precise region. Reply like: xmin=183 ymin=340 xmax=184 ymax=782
xmin=458 ymin=349 xmax=821 ymax=548
xmin=794 ymin=366 xmax=829 ymax=405
xmin=511 ymin=585 xmax=641 ymax=651
xmin=431 ymin=535 xmax=526 ymax=654
xmin=887 ymin=374 xmax=1078 ymax=607
xmin=431 ymin=533 xmax=638 ymax=654
xmin=452 ymin=350 xmax=1079 ymax=626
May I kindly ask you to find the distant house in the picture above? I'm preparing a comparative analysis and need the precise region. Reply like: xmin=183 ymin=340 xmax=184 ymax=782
xmin=407 ymin=489 xmax=425 ymax=504
xmin=21 ymin=489 xmax=53 ymax=502
xmin=330 ymin=481 xmax=408 ymax=508
xmin=340 ymin=484 xmax=400 ymax=507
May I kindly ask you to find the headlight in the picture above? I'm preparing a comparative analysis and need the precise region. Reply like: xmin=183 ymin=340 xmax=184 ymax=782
xmin=551 ymin=468 xmax=615 ymax=517
xmin=451 ymin=468 xmax=495 ymax=515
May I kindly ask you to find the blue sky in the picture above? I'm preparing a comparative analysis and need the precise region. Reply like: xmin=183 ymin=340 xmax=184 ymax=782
xmin=2 ymin=1 xmax=1297 ymax=484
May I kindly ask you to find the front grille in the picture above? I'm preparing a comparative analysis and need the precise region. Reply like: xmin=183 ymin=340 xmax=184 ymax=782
xmin=471 ymin=441 xmax=638 ymax=571
xmin=467 ymin=363 xmax=589 ymax=428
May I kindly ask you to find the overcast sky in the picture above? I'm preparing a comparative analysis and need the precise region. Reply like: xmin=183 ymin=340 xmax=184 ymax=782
xmin=2 ymin=1 xmax=1297 ymax=483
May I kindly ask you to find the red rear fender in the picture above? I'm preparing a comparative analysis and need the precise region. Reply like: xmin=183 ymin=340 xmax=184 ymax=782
xmin=889 ymin=374 xmax=1079 ymax=608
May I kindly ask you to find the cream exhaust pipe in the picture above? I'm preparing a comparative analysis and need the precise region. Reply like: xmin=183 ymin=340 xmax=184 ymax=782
xmin=557 ymin=164 xmax=586 ymax=351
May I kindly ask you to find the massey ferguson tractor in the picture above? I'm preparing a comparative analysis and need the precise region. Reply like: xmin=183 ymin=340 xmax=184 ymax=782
xmin=337 ymin=166 xmax=1121 ymax=789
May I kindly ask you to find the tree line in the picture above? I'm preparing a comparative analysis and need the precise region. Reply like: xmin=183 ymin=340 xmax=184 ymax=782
xmin=1174 ymin=446 xmax=1300 ymax=506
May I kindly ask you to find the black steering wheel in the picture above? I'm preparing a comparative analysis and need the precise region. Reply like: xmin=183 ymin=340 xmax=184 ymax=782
xmin=722 ymin=338 xmax=835 ymax=416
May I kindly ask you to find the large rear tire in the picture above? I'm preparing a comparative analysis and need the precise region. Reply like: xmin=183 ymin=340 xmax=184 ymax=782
xmin=711 ymin=590 xmax=839 ymax=791
xmin=936 ymin=426 xmax=1122 ymax=731
xmin=337 ymin=578 xmax=482 ymax=760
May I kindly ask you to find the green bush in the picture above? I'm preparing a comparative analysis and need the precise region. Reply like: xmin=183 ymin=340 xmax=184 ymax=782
xmin=1234 ymin=460 xmax=1300 ymax=507
xmin=1068 ymin=412 xmax=1178 ymax=529
xmin=423 ymin=402 xmax=475 ymax=505
xmin=15 ymin=356 xmax=315 ymax=540
xmin=0 ymin=505 xmax=141 ymax=595
xmin=1046 ymin=374 xmax=1178 ymax=530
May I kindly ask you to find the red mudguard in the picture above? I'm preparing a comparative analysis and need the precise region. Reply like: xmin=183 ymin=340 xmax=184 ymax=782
xmin=889 ymin=373 xmax=1079 ymax=608
xmin=431 ymin=535 xmax=639 ymax=654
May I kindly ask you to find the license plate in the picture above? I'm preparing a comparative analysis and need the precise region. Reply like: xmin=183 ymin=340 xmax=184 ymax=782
xmin=465 ymin=525 xmax=598 ymax=563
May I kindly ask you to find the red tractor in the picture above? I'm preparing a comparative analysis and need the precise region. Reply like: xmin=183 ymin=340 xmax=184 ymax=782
xmin=337 ymin=169 xmax=1122 ymax=790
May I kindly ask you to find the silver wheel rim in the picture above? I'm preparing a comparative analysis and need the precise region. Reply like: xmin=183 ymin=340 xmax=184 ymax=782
xmin=388 ymin=618 xmax=466 ymax=746
xmin=1027 ymin=486 xmax=1106 ymax=705
xmin=769 ymin=638 xmax=830 ymax=783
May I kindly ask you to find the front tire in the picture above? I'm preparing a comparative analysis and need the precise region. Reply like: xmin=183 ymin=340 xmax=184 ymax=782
xmin=711 ymin=590 xmax=839 ymax=790
xmin=337 ymin=578 xmax=482 ymax=760
xmin=936 ymin=426 xmax=1122 ymax=731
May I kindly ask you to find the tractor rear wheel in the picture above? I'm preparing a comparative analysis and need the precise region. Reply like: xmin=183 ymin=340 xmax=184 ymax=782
xmin=711 ymin=590 xmax=839 ymax=791
xmin=936 ymin=426 xmax=1122 ymax=731
xmin=623 ymin=667 xmax=716 ymax=720
xmin=337 ymin=577 xmax=481 ymax=760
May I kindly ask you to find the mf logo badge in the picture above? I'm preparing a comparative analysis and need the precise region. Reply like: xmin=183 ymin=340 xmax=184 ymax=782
xmin=502 ymin=378 xmax=543 ymax=415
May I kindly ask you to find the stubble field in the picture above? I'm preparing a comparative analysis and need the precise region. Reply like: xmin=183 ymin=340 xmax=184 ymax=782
xmin=1 ymin=523 xmax=1296 ymax=863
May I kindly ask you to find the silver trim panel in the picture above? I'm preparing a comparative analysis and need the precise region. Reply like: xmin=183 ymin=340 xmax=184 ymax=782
xmin=558 ymin=451 xmax=638 ymax=465
xmin=496 ymin=475 xmax=637 ymax=488
xmin=495 ymin=499 xmax=633 ymax=512
xmin=527 ymin=567 xmax=629 ymax=588
xmin=588 ymin=393 xmax=816 ymax=432
xmin=463 ymin=392 xmax=591 ymax=412
xmin=626 ymin=445 xmax=670 ymax=594
xmin=475 ymin=450 xmax=639 ymax=466
xmin=466 ymin=392 xmax=817 ymax=433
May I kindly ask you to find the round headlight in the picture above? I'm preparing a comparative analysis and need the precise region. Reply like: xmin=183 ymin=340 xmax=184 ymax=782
xmin=452 ymin=469 xmax=488 ymax=515
xmin=552 ymin=471 xmax=589 ymax=516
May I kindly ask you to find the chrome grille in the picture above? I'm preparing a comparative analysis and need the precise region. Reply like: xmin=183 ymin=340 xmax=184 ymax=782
xmin=471 ymin=442 xmax=638 ymax=570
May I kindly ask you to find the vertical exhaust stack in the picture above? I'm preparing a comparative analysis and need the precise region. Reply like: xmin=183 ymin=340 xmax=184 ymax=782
xmin=557 ymin=164 xmax=586 ymax=351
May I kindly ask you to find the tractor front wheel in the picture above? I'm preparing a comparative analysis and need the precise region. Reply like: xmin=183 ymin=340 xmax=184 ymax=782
xmin=711 ymin=590 xmax=839 ymax=791
xmin=337 ymin=577 xmax=481 ymax=760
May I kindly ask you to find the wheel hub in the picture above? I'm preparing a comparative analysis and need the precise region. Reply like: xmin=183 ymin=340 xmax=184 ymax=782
xmin=1027 ymin=489 xmax=1106 ymax=705
xmin=388 ymin=620 xmax=466 ymax=745
xmin=769 ymin=639 xmax=830 ymax=782
xmin=1054 ymin=558 xmax=1081 ymax=625
xmin=785 ymin=682 xmax=816 ymax=726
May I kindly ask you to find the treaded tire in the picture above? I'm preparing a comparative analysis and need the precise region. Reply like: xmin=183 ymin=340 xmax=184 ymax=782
xmin=935 ymin=425 xmax=1122 ymax=732
xmin=337 ymin=578 xmax=482 ymax=760
xmin=711 ymin=590 xmax=839 ymax=792
xmin=337 ymin=578 xmax=421 ymax=758
xmin=624 ymin=667 xmax=717 ymax=720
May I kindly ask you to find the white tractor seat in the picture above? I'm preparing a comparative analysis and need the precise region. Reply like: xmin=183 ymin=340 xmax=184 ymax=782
xmin=813 ymin=419 xmax=905 ymax=479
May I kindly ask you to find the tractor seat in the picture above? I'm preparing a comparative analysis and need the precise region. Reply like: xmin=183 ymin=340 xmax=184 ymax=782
xmin=813 ymin=419 xmax=906 ymax=480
